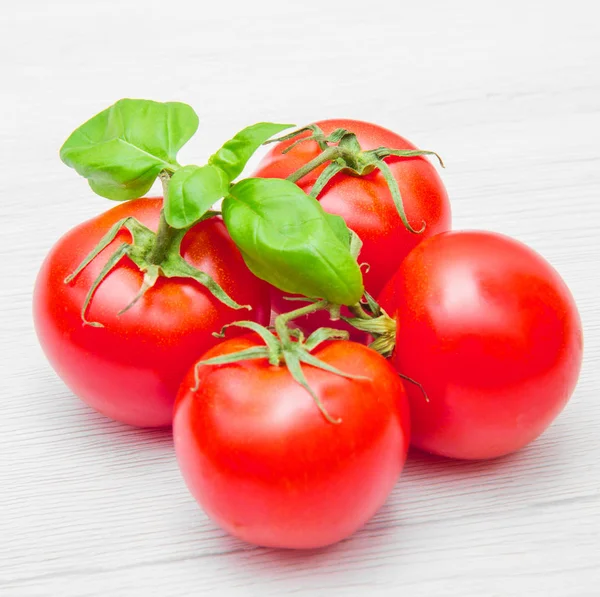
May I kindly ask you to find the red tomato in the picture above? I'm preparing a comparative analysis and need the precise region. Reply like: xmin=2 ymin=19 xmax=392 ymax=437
xmin=254 ymin=119 xmax=451 ymax=336
xmin=33 ymin=199 xmax=270 ymax=428
xmin=378 ymin=231 xmax=583 ymax=460
xmin=174 ymin=335 xmax=410 ymax=549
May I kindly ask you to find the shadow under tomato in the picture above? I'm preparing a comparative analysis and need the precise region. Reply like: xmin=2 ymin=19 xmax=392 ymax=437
xmin=401 ymin=425 xmax=572 ymax=482
xmin=402 ymin=445 xmax=523 ymax=478
xmin=36 ymin=374 xmax=175 ymax=458
xmin=218 ymin=490 xmax=405 ymax=583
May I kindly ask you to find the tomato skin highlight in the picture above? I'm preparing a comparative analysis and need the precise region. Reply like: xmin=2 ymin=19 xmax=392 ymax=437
xmin=174 ymin=336 xmax=410 ymax=549
xmin=378 ymin=231 xmax=583 ymax=460
xmin=254 ymin=119 xmax=451 ymax=336
xmin=33 ymin=198 xmax=270 ymax=428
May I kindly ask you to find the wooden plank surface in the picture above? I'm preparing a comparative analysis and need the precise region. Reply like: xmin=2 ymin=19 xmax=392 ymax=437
xmin=1 ymin=1 xmax=599 ymax=595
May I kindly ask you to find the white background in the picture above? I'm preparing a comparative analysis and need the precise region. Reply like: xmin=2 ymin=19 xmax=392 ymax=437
xmin=1 ymin=1 xmax=599 ymax=595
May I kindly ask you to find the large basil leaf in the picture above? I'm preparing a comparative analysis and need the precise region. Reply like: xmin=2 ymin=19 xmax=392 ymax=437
xmin=164 ymin=165 xmax=229 ymax=228
xmin=209 ymin=122 xmax=294 ymax=181
xmin=223 ymin=178 xmax=364 ymax=306
xmin=60 ymin=99 xmax=198 ymax=200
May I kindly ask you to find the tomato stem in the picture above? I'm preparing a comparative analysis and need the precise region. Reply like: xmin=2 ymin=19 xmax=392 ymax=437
xmin=286 ymin=147 xmax=340 ymax=184
xmin=348 ymin=302 xmax=372 ymax=320
xmin=147 ymin=171 xmax=181 ymax=265
xmin=274 ymin=300 xmax=330 ymax=345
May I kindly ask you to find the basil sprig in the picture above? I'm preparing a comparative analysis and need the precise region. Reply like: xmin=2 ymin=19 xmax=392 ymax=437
xmin=60 ymin=99 xmax=364 ymax=311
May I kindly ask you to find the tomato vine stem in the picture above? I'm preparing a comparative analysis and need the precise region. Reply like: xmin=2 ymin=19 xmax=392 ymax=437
xmin=347 ymin=302 xmax=372 ymax=320
xmin=274 ymin=300 xmax=330 ymax=345
xmin=286 ymin=147 xmax=340 ymax=184
xmin=147 ymin=171 xmax=181 ymax=265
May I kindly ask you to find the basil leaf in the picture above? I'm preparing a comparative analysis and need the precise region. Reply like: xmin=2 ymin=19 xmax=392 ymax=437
xmin=324 ymin=213 xmax=351 ymax=248
xmin=209 ymin=122 xmax=294 ymax=181
xmin=223 ymin=178 xmax=364 ymax=306
xmin=325 ymin=212 xmax=363 ymax=260
xmin=349 ymin=228 xmax=363 ymax=261
xmin=164 ymin=165 xmax=229 ymax=229
xmin=60 ymin=99 xmax=199 ymax=201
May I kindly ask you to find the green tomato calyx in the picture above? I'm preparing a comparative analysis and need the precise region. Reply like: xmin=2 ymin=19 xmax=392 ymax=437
xmin=268 ymin=125 xmax=445 ymax=235
xmin=63 ymin=171 xmax=247 ymax=328
xmin=192 ymin=301 xmax=370 ymax=425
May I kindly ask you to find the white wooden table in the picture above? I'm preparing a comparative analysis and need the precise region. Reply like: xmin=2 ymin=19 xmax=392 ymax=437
xmin=2 ymin=2 xmax=599 ymax=595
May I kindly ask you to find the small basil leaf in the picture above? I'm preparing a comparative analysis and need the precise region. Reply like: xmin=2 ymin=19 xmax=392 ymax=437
xmin=209 ymin=122 xmax=294 ymax=181
xmin=165 ymin=165 xmax=229 ymax=229
xmin=60 ymin=99 xmax=199 ymax=201
xmin=223 ymin=178 xmax=364 ymax=306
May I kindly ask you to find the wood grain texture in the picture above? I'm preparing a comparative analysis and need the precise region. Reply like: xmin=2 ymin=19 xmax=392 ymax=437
xmin=1 ymin=1 xmax=599 ymax=595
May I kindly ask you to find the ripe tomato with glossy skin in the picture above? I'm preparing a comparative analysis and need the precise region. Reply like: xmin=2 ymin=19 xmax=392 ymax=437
xmin=378 ymin=231 xmax=583 ymax=460
xmin=254 ymin=119 xmax=451 ymax=337
xmin=174 ymin=335 xmax=410 ymax=549
xmin=33 ymin=198 xmax=270 ymax=428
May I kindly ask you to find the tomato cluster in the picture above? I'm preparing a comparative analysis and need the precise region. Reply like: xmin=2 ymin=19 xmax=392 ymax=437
xmin=33 ymin=101 xmax=583 ymax=549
